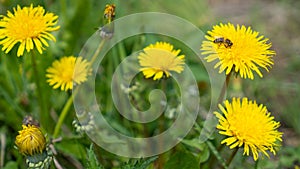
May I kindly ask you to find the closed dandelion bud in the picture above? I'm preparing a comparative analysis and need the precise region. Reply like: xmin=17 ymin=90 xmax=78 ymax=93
xmin=98 ymin=4 xmax=116 ymax=39
xmin=15 ymin=125 xmax=46 ymax=156
xmin=103 ymin=4 xmax=116 ymax=23
xmin=15 ymin=124 xmax=53 ymax=168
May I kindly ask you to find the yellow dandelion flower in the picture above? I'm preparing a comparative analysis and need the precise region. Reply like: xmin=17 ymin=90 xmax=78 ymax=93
xmin=46 ymin=56 xmax=91 ymax=91
xmin=138 ymin=42 xmax=185 ymax=80
xmin=0 ymin=4 xmax=60 ymax=56
xmin=104 ymin=4 xmax=116 ymax=23
xmin=201 ymin=23 xmax=275 ymax=79
xmin=15 ymin=125 xmax=46 ymax=156
xmin=214 ymin=97 xmax=283 ymax=161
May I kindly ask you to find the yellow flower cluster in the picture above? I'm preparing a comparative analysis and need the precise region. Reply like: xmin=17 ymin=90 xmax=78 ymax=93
xmin=199 ymin=23 xmax=282 ymax=162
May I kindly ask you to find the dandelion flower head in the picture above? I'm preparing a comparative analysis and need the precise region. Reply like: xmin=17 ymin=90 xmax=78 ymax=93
xmin=138 ymin=41 xmax=185 ymax=80
xmin=201 ymin=23 xmax=275 ymax=79
xmin=214 ymin=97 xmax=283 ymax=161
xmin=0 ymin=4 xmax=60 ymax=56
xmin=15 ymin=125 xmax=46 ymax=156
xmin=46 ymin=56 xmax=91 ymax=91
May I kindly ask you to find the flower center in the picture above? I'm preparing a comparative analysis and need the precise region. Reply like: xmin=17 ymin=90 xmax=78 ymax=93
xmin=7 ymin=10 xmax=46 ymax=40
xmin=61 ymin=68 xmax=74 ymax=82
xmin=148 ymin=49 xmax=177 ymax=70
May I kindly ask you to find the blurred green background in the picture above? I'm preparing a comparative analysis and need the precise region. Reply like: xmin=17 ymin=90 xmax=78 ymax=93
xmin=0 ymin=0 xmax=299 ymax=168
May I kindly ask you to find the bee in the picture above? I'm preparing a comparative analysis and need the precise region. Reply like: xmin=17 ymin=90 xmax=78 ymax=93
xmin=22 ymin=115 xmax=40 ymax=127
xmin=213 ymin=37 xmax=233 ymax=48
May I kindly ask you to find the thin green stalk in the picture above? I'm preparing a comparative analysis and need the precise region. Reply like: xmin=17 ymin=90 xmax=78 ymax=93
xmin=224 ymin=148 xmax=239 ymax=168
xmin=217 ymin=71 xmax=232 ymax=104
xmin=157 ymin=79 xmax=167 ymax=169
xmin=52 ymin=93 xmax=74 ymax=138
xmin=52 ymin=39 xmax=106 ymax=138
xmin=206 ymin=141 xmax=228 ymax=169
xmin=206 ymin=141 xmax=227 ymax=169
xmin=31 ymin=52 xmax=48 ymax=126
xmin=255 ymin=159 xmax=259 ymax=169
xmin=207 ymin=72 xmax=232 ymax=168
xmin=157 ymin=115 xmax=165 ymax=169
xmin=89 ymin=40 xmax=106 ymax=70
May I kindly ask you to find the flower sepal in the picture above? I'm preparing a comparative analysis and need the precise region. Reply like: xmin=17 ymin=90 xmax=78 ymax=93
xmin=25 ymin=148 xmax=53 ymax=169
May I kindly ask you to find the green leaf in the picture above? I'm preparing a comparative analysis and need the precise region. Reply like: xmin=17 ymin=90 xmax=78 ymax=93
xmin=86 ymin=144 xmax=104 ymax=169
xmin=55 ymin=139 xmax=86 ymax=160
xmin=199 ymin=144 xmax=210 ymax=163
xmin=164 ymin=151 xmax=199 ymax=169
xmin=181 ymin=138 xmax=206 ymax=150
xmin=206 ymin=141 xmax=227 ymax=169
xmin=3 ymin=161 xmax=18 ymax=169
xmin=119 ymin=156 xmax=158 ymax=169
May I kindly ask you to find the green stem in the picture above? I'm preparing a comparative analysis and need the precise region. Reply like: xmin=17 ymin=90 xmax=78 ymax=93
xmin=89 ymin=40 xmax=106 ymax=70
xmin=207 ymin=141 xmax=228 ymax=169
xmin=52 ymin=93 xmax=73 ymax=138
xmin=254 ymin=159 xmax=259 ymax=169
xmin=157 ymin=79 xmax=167 ymax=169
xmin=207 ymin=72 xmax=232 ymax=168
xmin=217 ymin=71 xmax=232 ymax=104
xmin=31 ymin=52 xmax=48 ymax=126
xmin=225 ymin=148 xmax=239 ymax=168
